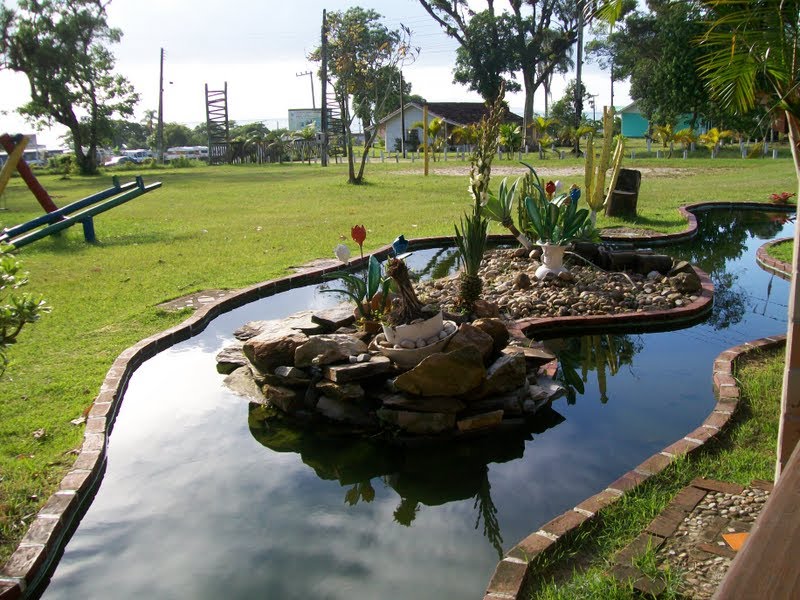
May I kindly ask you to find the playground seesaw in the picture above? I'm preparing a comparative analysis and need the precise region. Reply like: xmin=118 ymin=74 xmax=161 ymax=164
xmin=0 ymin=175 xmax=162 ymax=249
xmin=1 ymin=133 xmax=162 ymax=249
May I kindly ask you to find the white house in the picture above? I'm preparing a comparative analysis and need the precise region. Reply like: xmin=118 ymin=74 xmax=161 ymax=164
xmin=373 ymin=102 xmax=523 ymax=150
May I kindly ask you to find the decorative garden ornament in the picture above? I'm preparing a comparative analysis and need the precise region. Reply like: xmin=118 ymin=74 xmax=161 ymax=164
xmin=391 ymin=235 xmax=408 ymax=256
xmin=351 ymin=225 xmax=366 ymax=258
xmin=334 ymin=243 xmax=351 ymax=264
xmin=535 ymin=243 xmax=568 ymax=279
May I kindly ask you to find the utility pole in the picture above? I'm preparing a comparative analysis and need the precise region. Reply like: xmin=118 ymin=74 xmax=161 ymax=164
xmin=296 ymin=71 xmax=315 ymax=109
xmin=574 ymin=3 xmax=584 ymax=155
xmin=157 ymin=47 xmax=165 ymax=163
xmin=320 ymin=9 xmax=329 ymax=167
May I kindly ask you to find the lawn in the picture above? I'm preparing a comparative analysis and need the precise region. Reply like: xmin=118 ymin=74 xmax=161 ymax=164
xmin=0 ymin=155 xmax=796 ymax=563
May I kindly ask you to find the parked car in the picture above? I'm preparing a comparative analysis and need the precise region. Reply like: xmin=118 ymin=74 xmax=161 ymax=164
xmin=103 ymin=156 xmax=137 ymax=167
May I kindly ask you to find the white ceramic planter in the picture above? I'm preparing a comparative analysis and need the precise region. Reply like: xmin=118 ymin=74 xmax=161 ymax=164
xmin=382 ymin=310 xmax=444 ymax=346
xmin=371 ymin=323 xmax=457 ymax=369
xmin=535 ymin=243 xmax=568 ymax=279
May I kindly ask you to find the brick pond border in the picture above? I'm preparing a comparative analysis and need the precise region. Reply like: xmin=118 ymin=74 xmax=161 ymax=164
xmin=0 ymin=202 xmax=794 ymax=600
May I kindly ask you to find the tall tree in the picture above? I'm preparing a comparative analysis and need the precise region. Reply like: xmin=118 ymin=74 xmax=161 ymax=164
xmin=599 ymin=0 xmax=712 ymax=129
xmin=0 ymin=0 xmax=139 ymax=175
xmin=697 ymin=0 xmax=800 ymax=479
xmin=418 ymin=1 xmax=579 ymax=144
xmin=311 ymin=8 xmax=416 ymax=184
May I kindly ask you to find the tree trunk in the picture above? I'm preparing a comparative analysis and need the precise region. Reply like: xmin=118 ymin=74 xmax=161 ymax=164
xmin=522 ymin=68 xmax=535 ymax=146
xmin=775 ymin=110 xmax=800 ymax=479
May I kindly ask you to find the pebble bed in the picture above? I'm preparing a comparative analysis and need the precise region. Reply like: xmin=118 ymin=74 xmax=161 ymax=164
xmin=660 ymin=486 xmax=771 ymax=599
xmin=416 ymin=248 xmax=700 ymax=320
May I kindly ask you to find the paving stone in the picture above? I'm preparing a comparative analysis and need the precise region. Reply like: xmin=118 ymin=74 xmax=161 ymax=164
xmin=671 ymin=486 xmax=707 ymax=512
xmin=691 ymin=478 xmax=745 ymax=495
xmin=646 ymin=506 xmax=686 ymax=538
xmin=614 ymin=532 xmax=665 ymax=566
xmin=697 ymin=542 xmax=737 ymax=559
xmin=750 ymin=478 xmax=774 ymax=492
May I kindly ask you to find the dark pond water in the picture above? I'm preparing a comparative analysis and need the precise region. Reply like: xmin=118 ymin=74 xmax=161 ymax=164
xmin=40 ymin=208 xmax=793 ymax=599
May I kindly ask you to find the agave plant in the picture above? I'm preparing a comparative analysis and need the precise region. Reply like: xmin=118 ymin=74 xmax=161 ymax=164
xmin=522 ymin=164 xmax=592 ymax=246
xmin=483 ymin=177 xmax=533 ymax=250
xmin=322 ymin=255 xmax=391 ymax=320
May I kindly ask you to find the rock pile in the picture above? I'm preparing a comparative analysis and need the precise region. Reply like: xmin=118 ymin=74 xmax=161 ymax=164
xmin=417 ymin=248 xmax=703 ymax=320
xmin=216 ymin=309 xmax=564 ymax=440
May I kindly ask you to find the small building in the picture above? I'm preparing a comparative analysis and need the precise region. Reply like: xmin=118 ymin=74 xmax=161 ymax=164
xmin=373 ymin=102 xmax=523 ymax=149
xmin=620 ymin=102 xmax=707 ymax=137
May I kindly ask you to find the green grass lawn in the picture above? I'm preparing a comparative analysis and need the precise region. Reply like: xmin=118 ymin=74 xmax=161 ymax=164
xmin=0 ymin=156 xmax=795 ymax=563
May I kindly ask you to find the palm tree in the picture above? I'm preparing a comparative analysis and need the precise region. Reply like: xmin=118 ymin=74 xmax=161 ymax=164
xmin=142 ymin=109 xmax=157 ymax=135
xmin=697 ymin=127 xmax=735 ymax=157
xmin=697 ymin=0 xmax=800 ymax=477
xmin=498 ymin=123 xmax=522 ymax=156
xmin=529 ymin=116 xmax=559 ymax=158
xmin=411 ymin=116 xmax=447 ymax=160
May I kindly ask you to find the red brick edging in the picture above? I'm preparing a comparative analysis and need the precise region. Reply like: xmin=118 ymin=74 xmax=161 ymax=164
xmin=482 ymin=334 xmax=787 ymax=600
xmin=757 ymin=237 xmax=793 ymax=281
xmin=0 ymin=201 xmax=792 ymax=599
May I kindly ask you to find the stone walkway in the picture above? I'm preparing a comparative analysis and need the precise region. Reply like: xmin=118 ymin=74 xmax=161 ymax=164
xmin=609 ymin=478 xmax=773 ymax=598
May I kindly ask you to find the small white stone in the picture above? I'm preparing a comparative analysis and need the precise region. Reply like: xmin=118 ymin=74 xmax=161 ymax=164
xmin=415 ymin=338 xmax=427 ymax=348
xmin=357 ymin=353 xmax=371 ymax=363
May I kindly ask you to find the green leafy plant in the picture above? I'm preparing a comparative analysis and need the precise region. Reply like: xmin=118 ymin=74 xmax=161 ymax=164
xmin=522 ymin=163 xmax=593 ymax=246
xmin=0 ymin=244 xmax=49 ymax=376
xmin=321 ymin=255 xmax=391 ymax=320
xmin=454 ymin=212 xmax=489 ymax=307
xmin=483 ymin=176 xmax=533 ymax=250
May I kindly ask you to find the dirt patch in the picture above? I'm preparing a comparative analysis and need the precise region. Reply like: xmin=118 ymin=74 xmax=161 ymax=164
xmin=394 ymin=165 xmax=694 ymax=178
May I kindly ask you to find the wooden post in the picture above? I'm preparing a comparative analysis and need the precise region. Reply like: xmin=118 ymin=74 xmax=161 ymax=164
xmin=423 ymin=104 xmax=429 ymax=176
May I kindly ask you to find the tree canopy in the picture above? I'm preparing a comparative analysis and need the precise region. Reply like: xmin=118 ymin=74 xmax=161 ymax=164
xmin=418 ymin=0 xmax=579 ymax=142
xmin=0 ymin=0 xmax=139 ymax=175
xmin=310 ymin=7 xmax=416 ymax=183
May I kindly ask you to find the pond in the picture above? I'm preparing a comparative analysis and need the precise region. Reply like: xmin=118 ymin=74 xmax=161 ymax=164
xmin=39 ymin=208 xmax=793 ymax=599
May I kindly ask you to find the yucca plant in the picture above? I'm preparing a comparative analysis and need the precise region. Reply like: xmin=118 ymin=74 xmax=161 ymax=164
xmin=454 ymin=213 xmax=489 ymax=307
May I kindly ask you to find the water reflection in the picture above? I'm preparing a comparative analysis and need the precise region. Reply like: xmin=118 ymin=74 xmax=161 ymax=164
xmin=547 ymin=335 xmax=644 ymax=404
xmin=248 ymin=403 xmax=565 ymax=557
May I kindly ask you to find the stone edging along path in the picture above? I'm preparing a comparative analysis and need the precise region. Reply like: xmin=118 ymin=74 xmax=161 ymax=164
xmin=0 ymin=202 xmax=792 ymax=600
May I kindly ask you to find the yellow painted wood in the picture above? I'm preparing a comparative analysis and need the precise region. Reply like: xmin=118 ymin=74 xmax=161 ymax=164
xmin=0 ymin=136 xmax=28 ymax=196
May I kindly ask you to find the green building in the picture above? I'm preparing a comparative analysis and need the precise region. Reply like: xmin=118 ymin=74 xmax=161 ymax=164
xmin=620 ymin=102 xmax=705 ymax=137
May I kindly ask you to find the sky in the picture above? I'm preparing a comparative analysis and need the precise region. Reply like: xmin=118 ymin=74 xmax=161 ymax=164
xmin=0 ymin=0 xmax=631 ymax=148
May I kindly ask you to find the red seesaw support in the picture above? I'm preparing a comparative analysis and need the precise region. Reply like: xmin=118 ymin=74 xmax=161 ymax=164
xmin=0 ymin=133 xmax=59 ymax=213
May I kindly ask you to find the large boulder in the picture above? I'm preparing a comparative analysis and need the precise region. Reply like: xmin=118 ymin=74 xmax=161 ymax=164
xmin=315 ymin=380 xmax=365 ymax=402
xmin=445 ymin=323 xmax=494 ymax=363
xmin=243 ymin=329 xmax=308 ymax=372
xmin=471 ymin=318 xmax=511 ymax=355
xmin=394 ymin=345 xmax=485 ymax=397
xmin=263 ymin=384 xmax=305 ymax=414
xmin=216 ymin=342 xmax=249 ymax=374
xmin=480 ymin=353 xmax=527 ymax=396
xmin=295 ymin=334 xmax=369 ymax=367
xmin=222 ymin=366 xmax=263 ymax=402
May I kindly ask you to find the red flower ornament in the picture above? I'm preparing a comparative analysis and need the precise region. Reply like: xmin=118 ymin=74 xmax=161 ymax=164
xmin=351 ymin=225 xmax=367 ymax=258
